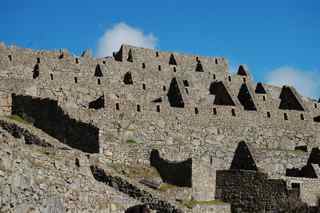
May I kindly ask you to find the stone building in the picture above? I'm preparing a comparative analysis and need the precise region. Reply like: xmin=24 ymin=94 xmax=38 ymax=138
xmin=0 ymin=41 xmax=320 ymax=212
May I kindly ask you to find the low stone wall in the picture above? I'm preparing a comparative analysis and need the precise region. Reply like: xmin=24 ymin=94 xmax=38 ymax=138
xmin=0 ymin=119 xmax=52 ymax=147
xmin=150 ymin=149 xmax=192 ymax=187
xmin=90 ymin=165 xmax=182 ymax=213
xmin=193 ymin=204 xmax=231 ymax=213
xmin=11 ymin=94 xmax=100 ymax=153
xmin=215 ymin=170 xmax=289 ymax=212
xmin=285 ymin=176 xmax=320 ymax=207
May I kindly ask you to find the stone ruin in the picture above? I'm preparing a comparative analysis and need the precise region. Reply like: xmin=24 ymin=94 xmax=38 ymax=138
xmin=0 ymin=42 xmax=320 ymax=212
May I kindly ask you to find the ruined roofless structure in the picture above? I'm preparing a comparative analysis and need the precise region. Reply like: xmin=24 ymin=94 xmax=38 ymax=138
xmin=0 ymin=41 xmax=320 ymax=212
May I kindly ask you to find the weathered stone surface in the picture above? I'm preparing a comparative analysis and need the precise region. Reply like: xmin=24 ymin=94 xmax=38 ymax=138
xmin=0 ymin=43 xmax=320 ymax=212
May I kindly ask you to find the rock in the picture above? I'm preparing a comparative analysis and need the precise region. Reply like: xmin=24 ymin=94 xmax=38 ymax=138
xmin=42 ymin=197 xmax=65 ymax=213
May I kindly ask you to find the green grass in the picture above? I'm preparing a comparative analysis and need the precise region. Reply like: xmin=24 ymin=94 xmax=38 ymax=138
xmin=261 ymin=148 xmax=306 ymax=155
xmin=158 ymin=183 xmax=176 ymax=191
xmin=107 ymin=162 xmax=159 ymax=179
xmin=182 ymin=199 xmax=225 ymax=209
xmin=6 ymin=115 xmax=31 ymax=125
xmin=126 ymin=139 xmax=142 ymax=144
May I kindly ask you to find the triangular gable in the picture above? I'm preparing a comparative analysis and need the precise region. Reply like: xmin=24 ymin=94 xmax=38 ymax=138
xmin=300 ymin=164 xmax=318 ymax=178
xmin=113 ymin=45 xmax=123 ymax=62
xmin=255 ymin=82 xmax=267 ymax=94
xmin=209 ymin=81 xmax=235 ymax=106
xmin=238 ymin=83 xmax=257 ymax=111
xmin=169 ymin=54 xmax=177 ymax=66
xmin=237 ymin=65 xmax=248 ymax=76
xmin=279 ymin=86 xmax=305 ymax=111
xmin=94 ymin=64 xmax=103 ymax=77
xmin=195 ymin=61 xmax=204 ymax=72
xmin=123 ymin=72 xmax=133 ymax=85
xmin=230 ymin=141 xmax=258 ymax=171
xmin=167 ymin=78 xmax=184 ymax=108
xmin=307 ymin=148 xmax=320 ymax=165
xmin=127 ymin=49 xmax=133 ymax=62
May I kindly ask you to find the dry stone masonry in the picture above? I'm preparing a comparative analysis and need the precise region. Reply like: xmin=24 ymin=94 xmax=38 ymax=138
xmin=0 ymin=41 xmax=320 ymax=212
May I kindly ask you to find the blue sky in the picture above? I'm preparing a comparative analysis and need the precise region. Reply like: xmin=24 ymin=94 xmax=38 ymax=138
xmin=1 ymin=0 xmax=320 ymax=98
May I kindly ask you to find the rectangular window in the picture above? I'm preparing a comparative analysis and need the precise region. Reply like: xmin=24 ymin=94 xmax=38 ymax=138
xmin=213 ymin=108 xmax=217 ymax=115
xmin=231 ymin=109 xmax=236 ymax=116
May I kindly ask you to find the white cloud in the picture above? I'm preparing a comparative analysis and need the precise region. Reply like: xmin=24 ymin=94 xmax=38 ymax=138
xmin=96 ymin=22 xmax=157 ymax=57
xmin=266 ymin=66 xmax=320 ymax=99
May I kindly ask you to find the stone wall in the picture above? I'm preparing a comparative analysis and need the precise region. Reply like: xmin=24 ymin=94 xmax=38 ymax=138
xmin=90 ymin=165 xmax=182 ymax=213
xmin=215 ymin=170 xmax=290 ymax=212
xmin=0 ymin=92 xmax=11 ymax=116
xmin=285 ymin=176 xmax=320 ymax=207
xmin=150 ymin=149 xmax=192 ymax=187
xmin=11 ymin=94 xmax=100 ymax=153
xmin=0 ymin=42 xmax=320 ymax=205
xmin=193 ymin=204 xmax=231 ymax=213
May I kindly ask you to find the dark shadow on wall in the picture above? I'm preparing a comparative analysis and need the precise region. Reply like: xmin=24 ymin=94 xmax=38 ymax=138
xmin=113 ymin=46 xmax=123 ymax=61
xmin=230 ymin=141 xmax=258 ymax=171
xmin=127 ymin=49 xmax=133 ymax=62
xmin=94 ymin=64 xmax=103 ymax=77
xmin=125 ymin=205 xmax=151 ymax=213
xmin=255 ymin=82 xmax=267 ymax=94
xmin=195 ymin=61 xmax=204 ymax=72
xmin=209 ymin=81 xmax=235 ymax=106
xmin=286 ymin=168 xmax=301 ymax=177
xmin=286 ymin=148 xmax=320 ymax=179
xmin=88 ymin=95 xmax=105 ymax=110
xmin=237 ymin=65 xmax=248 ymax=76
xmin=169 ymin=54 xmax=177 ymax=66
xmin=279 ymin=86 xmax=304 ymax=111
xmin=308 ymin=148 xmax=320 ymax=165
xmin=150 ymin=149 xmax=191 ymax=187
xmin=286 ymin=165 xmax=317 ymax=179
xmin=237 ymin=84 xmax=257 ymax=111
xmin=167 ymin=78 xmax=185 ymax=108
xmin=124 ymin=72 xmax=133 ymax=85
xmin=11 ymin=94 xmax=99 ymax=153
xmin=33 ymin=64 xmax=40 ymax=79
